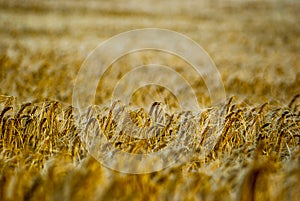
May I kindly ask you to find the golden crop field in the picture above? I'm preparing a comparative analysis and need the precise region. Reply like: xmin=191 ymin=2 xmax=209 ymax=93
xmin=0 ymin=0 xmax=300 ymax=201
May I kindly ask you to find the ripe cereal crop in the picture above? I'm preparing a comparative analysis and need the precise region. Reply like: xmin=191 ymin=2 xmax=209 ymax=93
xmin=0 ymin=1 xmax=299 ymax=201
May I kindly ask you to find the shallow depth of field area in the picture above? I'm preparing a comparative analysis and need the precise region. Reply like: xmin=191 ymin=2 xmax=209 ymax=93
xmin=0 ymin=1 xmax=300 ymax=201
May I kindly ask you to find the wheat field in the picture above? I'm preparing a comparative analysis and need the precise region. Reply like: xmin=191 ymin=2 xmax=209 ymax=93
xmin=0 ymin=1 xmax=300 ymax=201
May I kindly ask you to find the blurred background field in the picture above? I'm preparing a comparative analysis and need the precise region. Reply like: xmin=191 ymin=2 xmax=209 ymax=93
xmin=0 ymin=0 xmax=299 ymax=105
xmin=0 ymin=1 xmax=300 ymax=201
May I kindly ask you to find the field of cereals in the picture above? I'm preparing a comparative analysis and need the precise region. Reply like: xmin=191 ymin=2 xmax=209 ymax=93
xmin=0 ymin=0 xmax=300 ymax=200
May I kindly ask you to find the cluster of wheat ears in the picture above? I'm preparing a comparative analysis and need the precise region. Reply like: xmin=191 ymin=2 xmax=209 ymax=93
xmin=0 ymin=94 xmax=299 ymax=201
